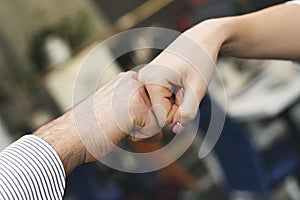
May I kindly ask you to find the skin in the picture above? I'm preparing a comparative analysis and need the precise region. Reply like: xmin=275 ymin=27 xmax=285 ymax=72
xmin=138 ymin=3 xmax=300 ymax=132
xmin=34 ymin=3 xmax=300 ymax=175
xmin=34 ymin=71 xmax=162 ymax=174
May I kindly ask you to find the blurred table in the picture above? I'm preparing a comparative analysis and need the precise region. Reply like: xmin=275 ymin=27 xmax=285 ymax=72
xmin=227 ymin=60 xmax=300 ymax=121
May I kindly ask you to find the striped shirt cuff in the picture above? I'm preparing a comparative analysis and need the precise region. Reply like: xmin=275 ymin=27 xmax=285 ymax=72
xmin=0 ymin=135 xmax=66 ymax=200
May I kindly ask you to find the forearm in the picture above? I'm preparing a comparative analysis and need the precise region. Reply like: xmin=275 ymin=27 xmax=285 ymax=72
xmin=0 ymin=107 xmax=119 ymax=199
xmin=186 ymin=3 xmax=300 ymax=61
xmin=33 ymin=107 xmax=126 ymax=175
xmin=33 ymin=110 xmax=86 ymax=175
xmin=34 ymin=72 xmax=151 ymax=175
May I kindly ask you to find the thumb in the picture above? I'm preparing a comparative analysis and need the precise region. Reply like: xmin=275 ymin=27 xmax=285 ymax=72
xmin=173 ymin=81 xmax=205 ymax=133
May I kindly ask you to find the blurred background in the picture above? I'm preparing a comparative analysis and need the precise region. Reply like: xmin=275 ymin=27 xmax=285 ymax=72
xmin=1 ymin=0 xmax=300 ymax=199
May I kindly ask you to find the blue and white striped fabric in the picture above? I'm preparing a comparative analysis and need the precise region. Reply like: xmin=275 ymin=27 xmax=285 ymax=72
xmin=0 ymin=135 xmax=66 ymax=200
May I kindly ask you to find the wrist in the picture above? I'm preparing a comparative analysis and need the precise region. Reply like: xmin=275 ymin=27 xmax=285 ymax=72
xmin=183 ymin=17 xmax=237 ymax=58
xmin=74 ymin=92 xmax=127 ymax=163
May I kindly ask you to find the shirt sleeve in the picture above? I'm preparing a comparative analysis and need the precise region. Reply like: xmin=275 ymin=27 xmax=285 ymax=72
xmin=287 ymin=0 xmax=300 ymax=5
xmin=0 ymin=135 xmax=66 ymax=200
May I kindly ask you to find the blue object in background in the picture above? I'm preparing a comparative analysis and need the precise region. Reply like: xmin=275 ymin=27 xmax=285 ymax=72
xmin=67 ymin=164 xmax=124 ymax=200
xmin=198 ymin=95 xmax=300 ymax=198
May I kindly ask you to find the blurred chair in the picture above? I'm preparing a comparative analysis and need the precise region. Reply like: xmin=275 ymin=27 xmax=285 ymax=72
xmin=198 ymin=95 xmax=300 ymax=200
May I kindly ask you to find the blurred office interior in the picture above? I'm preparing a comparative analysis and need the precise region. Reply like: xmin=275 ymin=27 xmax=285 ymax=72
xmin=1 ymin=0 xmax=300 ymax=199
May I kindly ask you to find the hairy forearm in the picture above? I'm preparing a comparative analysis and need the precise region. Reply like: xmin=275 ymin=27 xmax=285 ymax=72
xmin=33 ymin=111 xmax=87 ymax=175
xmin=33 ymin=106 xmax=127 ymax=175
xmin=33 ymin=72 xmax=152 ymax=175
xmin=186 ymin=3 xmax=300 ymax=61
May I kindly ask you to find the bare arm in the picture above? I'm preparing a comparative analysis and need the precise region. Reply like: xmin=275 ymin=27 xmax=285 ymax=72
xmin=33 ymin=110 xmax=87 ymax=175
xmin=186 ymin=3 xmax=300 ymax=60
xmin=0 ymin=72 xmax=161 ymax=199
xmin=138 ymin=2 xmax=300 ymax=130
xmin=34 ymin=72 xmax=159 ymax=175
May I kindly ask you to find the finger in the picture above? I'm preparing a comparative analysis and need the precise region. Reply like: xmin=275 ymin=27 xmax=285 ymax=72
xmin=128 ymin=131 xmax=163 ymax=143
xmin=173 ymin=80 xmax=205 ymax=132
xmin=129 ymin=83 xmax=162 ymax=139
xmin=130 ymin=85 xmax=152 ymax=127
xmin=175 ymin=88 xmax=184 ymax=105
xmin=116 ymin=71 xmax=138 ymax=86
xmin=164 ymin=88 xmax=183 ymax=126
xmin=145 ymin=84 xmax=173 ymax=128
xmin=166 ymin=104 xmax=178 ymax=125
xmin=132 ymin=108 xmax=161 ymax=139
xmin=111 ymin=71 xmax=144 ymax=134
xmin=139 ymin=85 xmax=151 ymax=108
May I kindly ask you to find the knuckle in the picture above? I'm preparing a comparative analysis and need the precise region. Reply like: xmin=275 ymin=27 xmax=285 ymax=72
xmin=137 ymin=86 xmax=145 ymax=96
xmin=145 ymin=84 xmax=162 ymax=93
xmin=138 ymin=68 xmax=146 ymax=79
xmin=181 ymin=111 xmax=196 ymax=123
xmin=125 ymin=70 xmax=137 ymax=76
xmin=126 ymin=79 xmax=139 ymax=90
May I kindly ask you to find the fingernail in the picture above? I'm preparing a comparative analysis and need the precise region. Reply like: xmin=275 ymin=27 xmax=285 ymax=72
xmin=172 ymin=122 xmax=185 ymax=134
